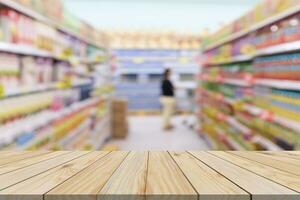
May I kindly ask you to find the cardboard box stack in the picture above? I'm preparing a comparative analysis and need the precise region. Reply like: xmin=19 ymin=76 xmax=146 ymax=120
xmin=111 ymin=99 xmax=128 ymax=138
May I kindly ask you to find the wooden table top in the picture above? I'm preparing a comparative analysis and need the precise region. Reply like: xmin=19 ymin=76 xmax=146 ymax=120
xmin=0 ymin=151 xmax=299 ymax=200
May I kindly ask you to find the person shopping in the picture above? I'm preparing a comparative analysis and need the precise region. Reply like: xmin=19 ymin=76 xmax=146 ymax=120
xmin=160 ymin=69 xmax=175 ymax=130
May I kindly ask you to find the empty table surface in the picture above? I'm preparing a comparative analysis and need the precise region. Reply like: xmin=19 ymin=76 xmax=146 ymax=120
xmin=0 ymin=151 xmax=299 ymax=200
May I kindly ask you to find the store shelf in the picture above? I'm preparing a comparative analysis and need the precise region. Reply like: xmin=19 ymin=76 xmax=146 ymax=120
xmin=200 ymin=2 xmax=300 ymax=151
xmin=255 ymin=41 xmax=300 ymax=56
xmin=204 ymin=4 xmax=300 ymax=51
xmin=202 ymin=77 xmax=251 ymax=87
xmin=58 ymin=119 xmax=92 ymax=148
xmin=3 ymin=79 xmax=93 ymax=99
xmin=0 ymin=42 xmax=53 ymax=57
xmin=5 ymin=83 xmax=55 ymax=98
xmin=204 ymin=77 xmax=300 ymax=91
xmin=255 ymin=79 xmax=300 ymax=91
xmin=244 ymin=104 xmax=300 ymax=134
xmin=0 ymin=97 xmax=102 ymax=149
xmin=224 ymin=135 xmax=245 ymax=150
xmin=0 ymin=43 xmax=95 ymax=64
xmin=205 ymin=54 xmax=253 ymax=66
xmin=205 ymin=40 xmax=300 ymax=66
xmin=0 ymin=0 xmax=103 ymax=48
xmin=251 ymin=135 xmax=283 ymax=151
xmin=225 ymin=116 xmax=252 ymax=138
xmin=201 ymin=89 xmax=286 ymax=150
xmin=92 ymin=116 xmax=111 ymax=150
xmin=223 ymin=78 xmax=251 ymax=87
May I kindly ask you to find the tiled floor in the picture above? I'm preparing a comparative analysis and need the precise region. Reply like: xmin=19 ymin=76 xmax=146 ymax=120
xmin=110 ymin=115 xmax=210 ymax=150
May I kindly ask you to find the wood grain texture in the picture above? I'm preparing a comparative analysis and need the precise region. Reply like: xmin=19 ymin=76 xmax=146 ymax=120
xmin=0 ymin=151 xmax=109 ymax=200
xmin=0 ymin=151 xmax=49 ymax=166
xmin=258 ymin=151 xmax=300 ymax=160
xmin=146 ymin=151 xmax=197 ymax=200
xmin=0 ymin=151 xmax=86 ymax=190
xmin=211 ymin=151 xmax=300 ymax=193
xmin=170 ymin=151 xmax=249 ymax=200
xmin=190 ymin=151 xmax=299 ymax=200
xmin=0 ymin=151 xmax=298 ymax=200
xmin=45 ymin=151 xmax=129 ymax=200
xmin=0 ymin=151 xmax=31 ymax=157
xmin=230 ymin=151 xmax=300 ymax=176
xmin=99 ymin=151 xmax=148 ymax=200
xmin=0 ymin=151 xmax=67 ymax=175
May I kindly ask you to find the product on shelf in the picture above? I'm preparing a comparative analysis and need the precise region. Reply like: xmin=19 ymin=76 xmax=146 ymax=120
xmin=0 ymin=95 xmax=110 ymax=150
xmin=254 ymin=52 xmax=300 ymax=80
xmin=200 ymin=0 xmax=300 ymax=150
xmin=114 ymin=49 xmax=199 ymax=111
xmin=203 ymin=0 xmax=300 ymax=48
xmin=0 ymin=0 xmax=111 ymax=151
xmin=0 ymin=53 xmax=19 ymax=89
xmin=0 ymin=6 xmax=103 ymax=58
xmin=200 ymin=57 xmax=300 ymax=150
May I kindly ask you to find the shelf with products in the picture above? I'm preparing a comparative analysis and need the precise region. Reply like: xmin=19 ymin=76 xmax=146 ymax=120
xmin=200 ymin=102 xmax=283 ymax=150
xmin=203 ymin=2 xmax=300 ymax=67
xmin=2 ymin=79 xmax=92 ymax=99
xmin=200 ymin=67 xmax=300 ymax=150
xmin=114 ymin=48 xmax=199 ymax=111
xmin=200 ymin=89 xmax=284 ymax=150
xmin=0 ymin=0 xmax=112 ymax=151
xmin=203 ymin=0 xmax=300 ymax=51
xmin=0 ymin=50 xmax=97 ymax=99
xmin=0 ymin=0 xmax=105 ymax=49
xmin=204 ymin=40 xmax=300 ymax=67
xmin=0 ymin=95 xmax=90 ymax=149
xmin=0 ymin=96 xmax=110 ymax=150
xmin=0 ymin=3 xmax=106 ymax=70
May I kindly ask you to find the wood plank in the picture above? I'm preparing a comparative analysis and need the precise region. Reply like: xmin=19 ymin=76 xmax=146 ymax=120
xmin=0 ymin=151 xmax=86 ymax=190
xmin=257 ymin=151 xmax=300 ymax=161
xmin=0 ymin=151 xmax=68 ymax=175
xmin=284 ymin=151 xmax=300 ymax=156
xmin=190 ymin=151 xmax=299 ymax=200
xmin=0 ymin=151 xmax=49 ymax=166
xmin=256 ymin=151 xmax=300 ymax=164
xmin=0 ymin=151 xmax=30 ymax=157
xmin=169 ymin=151 xmax=249 ymax=200
xmin=211 ymin=151 xmax=300 ymax=193
xmin=99 ymin=151 xmax=148 ymax=200
xmin=146 ymin=151 xmax=197 ymax=200
xmin=0 ymin=151 xmax=109 ymax=200
xmin=45 ymin=151 xmax=129 ymax=200
xmin=230 ymin=151 xmax=300 ymax=176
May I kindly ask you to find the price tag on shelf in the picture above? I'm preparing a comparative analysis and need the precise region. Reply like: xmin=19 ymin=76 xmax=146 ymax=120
xmin=217 ymin=133 xmax=227 ymax=142
xmin=243 ymin=73 xmax=255 ymax=85
xmin=243 ymin=132 xmax=253 ymax=141
xmin=200 ymin=74 xmax=209 ymax=81
xmin=133 ymin=57 xmax=144 ymax=64
xmin=216 ymin=93 xmax=224 ymax=101
xmin=217 ymin=113 xmax=227 ymax=121
xmin=0 ymin=84 xmax=5 ymax=98
xmin=259 ymin=110 xmax=274 ymax=122
xmin=57 ymin=76 xmax=72 ymax=89
xmin=179 ymin=57 xmax=188 ymax=64
xmin=216 ymin=75 xmax=224 ymax=83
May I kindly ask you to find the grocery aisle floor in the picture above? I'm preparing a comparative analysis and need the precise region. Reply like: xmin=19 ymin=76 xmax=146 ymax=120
xmin=110 ymin=115 xmax=209 ymax=150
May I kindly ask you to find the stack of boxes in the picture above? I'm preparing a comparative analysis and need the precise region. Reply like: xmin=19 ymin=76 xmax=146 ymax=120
xmin=111 ymin=99 xmax=128 ymax=139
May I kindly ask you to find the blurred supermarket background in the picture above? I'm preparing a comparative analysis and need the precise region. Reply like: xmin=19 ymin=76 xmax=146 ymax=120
xmin=0 ymin=0 xmax=300 ymax=151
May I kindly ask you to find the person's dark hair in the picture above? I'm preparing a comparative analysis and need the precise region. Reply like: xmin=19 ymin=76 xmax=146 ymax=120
xmin=163 ymin=69 xmax=170 ymax=80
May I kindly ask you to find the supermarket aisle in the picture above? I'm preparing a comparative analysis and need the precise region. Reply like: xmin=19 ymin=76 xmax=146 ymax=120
xmin=111 ymin=115 xmax=209 ymax=150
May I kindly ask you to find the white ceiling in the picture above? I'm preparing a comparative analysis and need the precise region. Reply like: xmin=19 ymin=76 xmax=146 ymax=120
xmin=63 ymin=0 xmax=262 ymax=34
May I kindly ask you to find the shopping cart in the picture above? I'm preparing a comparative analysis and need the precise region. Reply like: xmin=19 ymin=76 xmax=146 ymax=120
xmin=180 ymin=89 xmax=198 ymax=130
